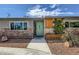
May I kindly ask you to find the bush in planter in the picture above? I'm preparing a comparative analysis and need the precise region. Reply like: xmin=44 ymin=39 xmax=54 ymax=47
xmin=54 ymin=19 xmax=65 ymax=34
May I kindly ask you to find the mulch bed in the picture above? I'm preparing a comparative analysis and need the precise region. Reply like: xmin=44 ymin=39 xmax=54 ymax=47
xmin=0 ymin=39 xmax=32 ymax=48
xmin=46 ymin=39 xmax=79 ymax=55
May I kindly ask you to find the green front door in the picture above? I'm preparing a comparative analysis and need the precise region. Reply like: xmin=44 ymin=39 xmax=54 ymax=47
xmin=36 ymin=21 xmax=44 ymax=36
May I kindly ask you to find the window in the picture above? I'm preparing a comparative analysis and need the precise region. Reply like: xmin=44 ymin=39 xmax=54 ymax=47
xmin=10 ymin=22 xmax=27 ymax=30
xmin=65 ymin=22 xmax=69 ymax=28
xmin=11 ymin=22 xmax=14 ymax=30
xmin=70 ymin=22 xmax=79 ymax=27
xmin=24 ymin=23 xmax=27 ymax=30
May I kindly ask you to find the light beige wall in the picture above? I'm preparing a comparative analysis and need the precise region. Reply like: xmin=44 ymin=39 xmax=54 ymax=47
xmin=0 ymin=21 xmax=9 ymax=29
xmin=63 ymin=18 xmax=79 ymax=31
xmin=63 ymin=18 xmax=79 ymax=22
xmin=9 ymin=20 xmax=34 ymax=33
xmin=0 ymin=20 xmax=34 ymax=33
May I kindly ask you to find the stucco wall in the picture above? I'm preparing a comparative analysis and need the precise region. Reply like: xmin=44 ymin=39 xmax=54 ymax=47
xmin=63 ymin=18 xmax=79 ymax=23
xmin=0 ymin=20 xmax=34 ymax=38
xmin=44 ymin=17 xmax=79 ymax=34
xmin=0 ymin=21 xmax=9 ymax=29
xmin=63 ymin=18 xmax=79 ymax=31
xmin=0 ymin=20 xmax=34 ymax=33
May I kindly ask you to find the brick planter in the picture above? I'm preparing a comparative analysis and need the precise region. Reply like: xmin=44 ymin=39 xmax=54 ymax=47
xmin=0 ymin=43 xmax=27 ymax=48
xmin=45 ymin=33 xmax=63 ymax=39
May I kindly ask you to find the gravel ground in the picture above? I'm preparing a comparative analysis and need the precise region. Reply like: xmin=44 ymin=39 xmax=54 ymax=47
xmin=0 ymin=39 xmax=32 ymax=48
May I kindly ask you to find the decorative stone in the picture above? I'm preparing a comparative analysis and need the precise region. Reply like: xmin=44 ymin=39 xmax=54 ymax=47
xmin=1 ymin=36 xmax=8 ymax=42
xmin=64 ymin=41 xmax=69 ymax=48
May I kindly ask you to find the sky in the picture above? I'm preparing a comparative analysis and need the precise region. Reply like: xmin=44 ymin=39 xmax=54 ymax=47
xmin=0 ymin=4 xmax=79 ymax=18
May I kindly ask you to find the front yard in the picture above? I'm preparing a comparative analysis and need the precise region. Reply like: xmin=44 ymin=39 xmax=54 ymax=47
xmin=47 ymin=42 xmax=79 ymax=55
xmin=0 ymin=39 xmax=32 ymax=48
xmin=46 ymin=29 xmax=79 ymax=55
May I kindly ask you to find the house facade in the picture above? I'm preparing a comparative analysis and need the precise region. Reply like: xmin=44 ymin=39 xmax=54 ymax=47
xmin=0 ymin=18 xmax=34 ymax=39
xmin=0 ymin=17 xmax=79 ymax=39
xmin=44 ymin=17 xmax=79 ymax=34
xmin=63 ymin=17 xmax=79 ymax=31
xmin=0 ymin=18 xmax=44 ymax=39
xmin=44 ymin=17 xmax=63 ymax=34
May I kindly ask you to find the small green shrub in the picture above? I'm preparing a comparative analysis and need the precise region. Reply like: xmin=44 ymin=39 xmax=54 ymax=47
xmin=54 ymin=19 xmax=64 ymax=34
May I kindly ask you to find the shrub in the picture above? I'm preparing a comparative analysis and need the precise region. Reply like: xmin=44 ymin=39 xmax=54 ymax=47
xmin=54 ymin=19 xmax=64 ymax=34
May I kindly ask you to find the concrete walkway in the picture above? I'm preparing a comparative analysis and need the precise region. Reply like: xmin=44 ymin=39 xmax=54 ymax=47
xmin=27 ymin=37 xmax=52 ymax=54
xmin=0 ymin=47 xmax=50 ymax=55
xmin=0 ymin=37 xmax=52 ymax=55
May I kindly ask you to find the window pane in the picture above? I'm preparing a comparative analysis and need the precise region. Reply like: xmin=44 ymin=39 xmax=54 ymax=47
xmin=70 ymin=22 xmax=79 ymax=27
xmin=11 ymin=23 xmax=14 ymax=30
xmin=65 ymin=22 xmax=69 ymax=28
xmin=15 ymin=22 xmax=23 ymax=30
xmin=24 ymin=23 xmax=27 ymax=30
xmin=10 ymin=22 xmax=27 ymax=30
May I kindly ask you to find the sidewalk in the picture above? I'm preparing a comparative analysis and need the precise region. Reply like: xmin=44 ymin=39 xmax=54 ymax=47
xmin=0 ymin=37 xmax=52 ymax=55
xmin=0 ymin=47 xmax=50 ymax=55
xmin=27 ymin=37 xmax=52 ymax=54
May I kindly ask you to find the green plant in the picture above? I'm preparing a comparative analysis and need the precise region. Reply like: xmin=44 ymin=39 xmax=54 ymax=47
xmin=54 ymin=19 xmax=64 ymax=34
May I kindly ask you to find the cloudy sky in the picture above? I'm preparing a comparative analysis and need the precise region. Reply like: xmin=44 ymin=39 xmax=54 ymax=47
xmin=0 ymin=4 xmax=79 ymax=18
